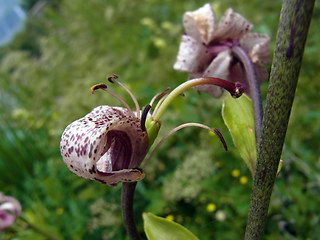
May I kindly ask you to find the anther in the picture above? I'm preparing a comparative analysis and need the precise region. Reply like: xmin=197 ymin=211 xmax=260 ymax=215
xmin=140 ymin=104 xmax=152 ymax=131
xmin=90 ymin=84 xmax=108 ymax=94
xmin=107 ymin=74 xmax=119 ymax=83
xmin=213 ymin=128 xmax=228 ymax=151
xmin=232 ymin=82 xmax=244 ymax=98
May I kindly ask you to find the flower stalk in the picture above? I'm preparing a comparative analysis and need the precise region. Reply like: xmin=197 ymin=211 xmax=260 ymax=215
xmin=231 ymin=45 xmax=263 ymax=144
xmin=152 ymin=77 xmax=243 ymax=121
xmin=121 ymin=182 xmax=141 ymax=240
xmin=244 ymin=0 xmax=315 ymax=239
xmin=146 ymin=77 xmax=243 ymax=146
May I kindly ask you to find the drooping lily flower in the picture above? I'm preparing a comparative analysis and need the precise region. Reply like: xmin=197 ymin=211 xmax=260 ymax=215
xmin=0 ymin=193 xmax=21 ymax=231
xmin=174 ymin=3 xmax=270 ymax=97
xmin=60 ymin=75 xmax=244 ymax=186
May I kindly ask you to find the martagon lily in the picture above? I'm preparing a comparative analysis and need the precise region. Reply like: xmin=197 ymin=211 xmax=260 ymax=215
xmin=174 ymin=3 xmax=270 ymax=97
xmin=60 ymin=74 xmax=244 ymax=186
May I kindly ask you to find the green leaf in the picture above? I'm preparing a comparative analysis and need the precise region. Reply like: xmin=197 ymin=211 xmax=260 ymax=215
xmin=143 ymin=212 xmax=199 ymax=240
xmin=222 ymin=94 xmax=256 ymax=175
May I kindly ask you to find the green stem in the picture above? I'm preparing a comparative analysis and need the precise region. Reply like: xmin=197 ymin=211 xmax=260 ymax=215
xmin=244 ymin=1 xmax=315 ymax=239
xmin=121 ymin=182 xmax=141 ymax=240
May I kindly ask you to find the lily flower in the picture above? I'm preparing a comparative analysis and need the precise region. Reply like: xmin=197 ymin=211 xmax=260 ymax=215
xmin=174 ymin=3 xmax=270 ymax=97
xmin=0 ymin=193 xmax=21 ymax=231
xmin=60 ymin=75 xmax=244 ymax=186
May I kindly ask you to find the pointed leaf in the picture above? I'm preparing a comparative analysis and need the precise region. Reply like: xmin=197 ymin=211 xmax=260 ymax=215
xmin=222 ymin=94 xmax=256 ymax=174
xmin=143 ymin=212 xmax=199 ymax=240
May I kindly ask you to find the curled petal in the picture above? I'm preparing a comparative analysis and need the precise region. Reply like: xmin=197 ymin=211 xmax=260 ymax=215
xmin=60 ymin=106 xmax=149 ymax=186
xmin=240 ymin=33 xmax=271 ymax=65
xmin=214 ymin=8 xmax=253 ymax=41
xmin=192 ymin=50 xmax=232 ymax=97
xmin=0 ymin=193 xmax=21 ymax=231
xmin=174 ymin=35 xmax=211 ymax=73
xmin=183 ymin=3 xmax=216 ymax=45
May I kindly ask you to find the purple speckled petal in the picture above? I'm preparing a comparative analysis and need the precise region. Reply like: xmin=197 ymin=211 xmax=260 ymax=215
xmin=240 ymin=33 xmax=271 ymax=65
xmin=60 ymin=106 xmax=148 ymax=186
xmin=253 ymin=63 xmax=269 ymax=82
xmin=191 ymin=50 xmax=232 ymax=98
xmin=214 ymin=8 xmax=253 ymax=41
xmin=183 ymin=3 xmax=216 ymax=45
xmin=173 ymin=35 xmax=211 ymax=73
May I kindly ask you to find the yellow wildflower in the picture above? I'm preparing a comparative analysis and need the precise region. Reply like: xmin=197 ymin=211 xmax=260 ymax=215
xmin=240 ymin=176 xmax=248 ymax=184
xmin=231 ymin=169 xmax=240 ymax=178
xmin=166 ymin=214 xmax=174 ymax=221
xmin=206 ymin=203 xmax=216 ymax=213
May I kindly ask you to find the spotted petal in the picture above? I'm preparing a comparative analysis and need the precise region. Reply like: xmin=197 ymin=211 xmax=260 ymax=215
xmin=183 ymin=3 xmax=216 ymax=45
xmin=214 ymin=8 xmax=253 ymax=41
xmin=60 ymin=106 xmax=149 ymax=186
xmin=174 ymin=35 xmax=211 ymax=73
xmin=240 ymin=33 xmax=271 ymax=65
xmin=192 ymin=50 xmax=232 ymax=97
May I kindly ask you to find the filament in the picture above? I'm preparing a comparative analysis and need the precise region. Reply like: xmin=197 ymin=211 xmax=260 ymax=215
xmin=107 ymin=74 xmax=141 ymax=118
xmin=142 ymin=122 xmax=228 ymax=168
xmin=90 ymin=83 xmax=134 ymax=116
xmin=149 ymin=88 xmax=171 ymax=107
xmin=152 ymin=93 xmax=169 ymax=117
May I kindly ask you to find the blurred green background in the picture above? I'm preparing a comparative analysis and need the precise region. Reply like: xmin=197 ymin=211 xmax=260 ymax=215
xmin=0 ymin=0 xmax=319 ymax=239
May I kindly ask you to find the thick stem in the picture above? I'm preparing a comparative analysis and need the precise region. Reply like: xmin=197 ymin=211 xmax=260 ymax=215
xmin=121 ymin=182 xmax=141 ymax=240
xmin=244 ymin=1 xmax=315 ymax=239
xmin=231 ymin=46 xmax=263 ymax=145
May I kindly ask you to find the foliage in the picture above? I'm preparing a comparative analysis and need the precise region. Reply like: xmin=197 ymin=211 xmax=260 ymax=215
xmin=0 ymin=0 xmax=319 ymax=239
xmin=143 ymin=212 xmax=199 ymax=240
xmin=222 ymin=94 xmax=256 ymax=175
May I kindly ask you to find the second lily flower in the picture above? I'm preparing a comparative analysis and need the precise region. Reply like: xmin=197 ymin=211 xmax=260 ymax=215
xmin=174 ymin=3 xmax=270 ymax=97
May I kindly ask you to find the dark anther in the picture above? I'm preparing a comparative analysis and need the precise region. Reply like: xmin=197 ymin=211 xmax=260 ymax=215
xmin=232 ymin=82 xmax=244 ymax=98
xmin=107 ymin=74 xmax=119 ymax=83
xmin=90 ymin=84 xmax=108 ymax=94
xmin=213 ymin=128 xmax=228 ymax=151
xmin=156 ymin=87 xmax=171 ymax=99
xmin=140 ymin=104 xmax=152 ymax=131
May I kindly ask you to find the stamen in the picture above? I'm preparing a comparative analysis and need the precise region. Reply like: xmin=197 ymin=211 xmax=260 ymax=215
xmin=140 ymin=104 xmax=152 ymax=131
xmin=107 ymin=74 xmax=119 ymax=83
xmin=90 ymin=83 xmax=134 ymax=116
xmin=142 ymin=122 xmax=228 ymax=168
xmin=153 ymin=93 xmax=169 ymax=117
xmin=233 ymin=82 xmax=244 ymax=98
xmin=152 ymin=91 xmax=184 ymax=117
xmin=90 ymin=83 xmax=108 ymax=93
xmin=106 ymin=74 xmax=141 ymax=118
xmin=212 ymin=128 xmax=228 ymax=151
xmin=149 ymin=88 xmax=170 ymax=107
